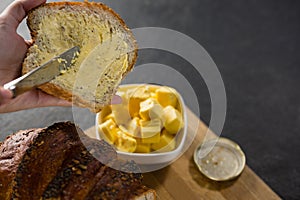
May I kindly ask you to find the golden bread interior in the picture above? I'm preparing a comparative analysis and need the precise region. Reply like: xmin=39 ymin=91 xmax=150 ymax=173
xmin=23 ymin=2 xmax=137 ymax=112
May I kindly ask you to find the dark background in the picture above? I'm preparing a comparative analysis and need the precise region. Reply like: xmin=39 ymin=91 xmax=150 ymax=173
xmin=0 ymin=0 xmax=299 ymax=199
xmin=105 ymin=1 xmax=300 ymax=199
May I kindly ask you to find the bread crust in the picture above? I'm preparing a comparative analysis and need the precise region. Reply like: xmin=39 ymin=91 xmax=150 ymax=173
xmin=0 ymin=129 xmax=42 ymax=200
xmin=23 ymin=2 xmax=138 ymax=112
xmin=0 ymin=122 xmax=156 ymax=199
xmin=131 ymin=186 xmax=157 ymax=200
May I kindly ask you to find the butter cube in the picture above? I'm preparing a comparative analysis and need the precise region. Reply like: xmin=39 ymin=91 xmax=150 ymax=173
xmin=111 ymin=105 xmax=131 ymax=125
xmin=156 ymin=87 xmax=178 ymax=108
xmin=127 ymin=117 xmax=140 ymax=137
xmin=99 ymin=105 xmax=112 ymax=123
xmin=150 ymin=92 xmax=157 ymax=98
xmin=139 ymin=98 xmax=164 ymax=121
xmin=98 ymin=119 xmax=118 ymax=144
xmin=163 ymin=106 xmax=183 ymax=134
xmin=119 ymin=124 xmax=140 ymax=139
xmin=140 ymin=119 xmax=161 ymax=143
xmin=128 ymin=86 xmax=151 ymax=117
xmin=151 ymin=129 xmax=176 ymax=152
xmin=110 ymin=91 xmax=131 ymax=125
xmin=114 ymin=130 xmax=137 ymax=153
xmin=141 ymin=132 xmax=160 ymax=144
xmin=135 ymin=142 xmax=151 ymax=153
xmin=103 ymin=113 xmax=115 ymax=122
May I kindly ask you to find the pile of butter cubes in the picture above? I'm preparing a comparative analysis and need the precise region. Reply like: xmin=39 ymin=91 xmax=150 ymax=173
xmin=97 ymin=85 xmax=184 ymax=153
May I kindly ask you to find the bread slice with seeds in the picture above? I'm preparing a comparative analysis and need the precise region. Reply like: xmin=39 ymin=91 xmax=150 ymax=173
xmin=22 ymin=2 xmax=137 ymax=112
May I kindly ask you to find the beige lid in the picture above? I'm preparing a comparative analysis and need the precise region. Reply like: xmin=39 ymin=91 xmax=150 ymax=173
xmin=193 ymin=137 xmax=246 ymax=181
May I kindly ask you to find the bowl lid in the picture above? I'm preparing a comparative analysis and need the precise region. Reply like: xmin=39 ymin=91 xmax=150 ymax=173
xmin=193 ymin=137 xmax=246 ymax=181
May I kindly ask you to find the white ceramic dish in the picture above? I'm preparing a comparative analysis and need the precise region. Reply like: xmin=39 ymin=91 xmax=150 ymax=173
xmin=95 ymin=84 xmax=188 ymax=166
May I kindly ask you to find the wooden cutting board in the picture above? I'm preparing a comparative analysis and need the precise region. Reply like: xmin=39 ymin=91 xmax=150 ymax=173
xmin=85 ymin=109 xmax=280 ymax=200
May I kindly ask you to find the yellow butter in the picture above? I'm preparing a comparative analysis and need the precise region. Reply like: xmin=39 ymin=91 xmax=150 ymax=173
xmin=128 ymin=86 xmax=151 ymax=117
xmin=99 ymin=105 xmax=112 ymax=122
xmin=163 ymin=106 xmax=183 ymax=134
xmin=127 ymin=117 xmax=140 ymax=137
xmin=98 ymin=84 xmax=184 ymax=153
xmin=110 ymin=91 xmax=131 ymax=125
xmin=119 ymin=125 xmax=138 ymax=139
xmin=156 ymin=87 xmax=178 ymax=108
xmin=140 ymin=119 xmax=161 ymax=143
xmin=98 ymin=119 xmax=118 ymax=144
xmin=103 ymin=113 xmax=115 ymax=122
xmin=151 ymin=129 xmax=176 ymax=152
xmin=150 ymin=92 xmax=157 ymax=99
xmin=141 ymin=132 xmax=160 ymax=144
xmin=139 ymin=98 xmax=164 ymax=121
xmin=111 ymin=105 xmax=131 ymax=125
xmin=135 ymin=142 xmax=151 ymax=153
xmin=114 ymin=130 xmax=137 ymax=153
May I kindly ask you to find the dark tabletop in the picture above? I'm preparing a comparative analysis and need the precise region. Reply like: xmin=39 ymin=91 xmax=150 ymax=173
xmin=0 ymin=0 xmax=299 ymax=199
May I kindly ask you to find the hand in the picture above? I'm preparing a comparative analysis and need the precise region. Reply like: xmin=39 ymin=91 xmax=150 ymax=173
xmin=0 ymin=0 xmax=122 ymax=113
xmin=0 ymin=0 xmax=72 ymax=113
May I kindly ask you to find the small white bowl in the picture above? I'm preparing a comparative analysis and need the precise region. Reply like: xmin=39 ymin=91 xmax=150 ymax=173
xmin=95 ymin=84 xmax=188 ymax=166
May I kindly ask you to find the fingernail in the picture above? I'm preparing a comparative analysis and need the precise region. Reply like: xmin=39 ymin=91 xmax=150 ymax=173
xmin=111 ymin=95 xmax=122 ymax=105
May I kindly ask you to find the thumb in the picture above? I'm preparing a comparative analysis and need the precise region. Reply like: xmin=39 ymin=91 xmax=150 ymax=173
xmin=0 ymin=86 xmax=13 ymax=103
xmin=0 ymin=0 xmax=46 ymax=30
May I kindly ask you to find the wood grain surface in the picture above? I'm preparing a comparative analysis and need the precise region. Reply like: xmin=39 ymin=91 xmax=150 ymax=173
xmin=85 ymin=109 xmax=280 ymax=200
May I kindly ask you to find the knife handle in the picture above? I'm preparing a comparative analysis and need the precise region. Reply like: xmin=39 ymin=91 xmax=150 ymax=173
xmin=3 ymin=75 xmax=33 ymax=98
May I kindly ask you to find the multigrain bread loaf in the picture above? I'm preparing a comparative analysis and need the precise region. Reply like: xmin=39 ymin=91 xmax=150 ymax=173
xmin=0 ymin=129 xmax=41 ymax=200
xmin=22 ymin=2 xmax=137 ymax=112
xmin=0 ymin=122 xmax=156 ymax=199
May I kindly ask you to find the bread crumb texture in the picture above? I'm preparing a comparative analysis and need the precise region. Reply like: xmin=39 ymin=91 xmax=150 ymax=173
xmin=23 ymin=2 xmax=137 ymax=112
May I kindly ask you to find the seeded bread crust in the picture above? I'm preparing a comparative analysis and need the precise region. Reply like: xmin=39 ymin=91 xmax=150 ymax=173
xmin=0 ymin=122 xmax=156 ymax=199
xmin=0 ymin=129 xmax=42 ymax=200
xmin=23 ymin=2 xmax=138 ymax=112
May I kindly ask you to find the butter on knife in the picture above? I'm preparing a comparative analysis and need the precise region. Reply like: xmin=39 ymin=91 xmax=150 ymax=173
xmin=4 ymin=46 xmax=80 ymax=97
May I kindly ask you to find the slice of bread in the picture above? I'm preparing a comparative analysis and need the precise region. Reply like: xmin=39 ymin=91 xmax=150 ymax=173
xmin=22 ymin=2 xmax=137 ymax=112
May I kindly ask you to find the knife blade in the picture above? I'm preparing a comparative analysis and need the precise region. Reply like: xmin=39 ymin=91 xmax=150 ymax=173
xmin=4 ymin=46 xmax=80 ymax=97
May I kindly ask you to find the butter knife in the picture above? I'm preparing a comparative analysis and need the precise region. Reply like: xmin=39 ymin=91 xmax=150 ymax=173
xmin=4 ymin=46 xmax=80 ymax=97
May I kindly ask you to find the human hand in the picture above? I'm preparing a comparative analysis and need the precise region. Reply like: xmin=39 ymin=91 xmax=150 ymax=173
xmin=0 ymin=0 xmax=72 ymax=113
xmin=0 ymin=0 xmax=123 ymax=113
